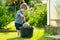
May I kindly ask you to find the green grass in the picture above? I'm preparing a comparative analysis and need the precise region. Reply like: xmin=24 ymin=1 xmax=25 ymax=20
xmin=0 ymin=21 xmax=56 ymax=40
xmin=0 ymin=28 xmax=44 ymax=40
xmin=0 ymin=28 xmax=56 ymax=40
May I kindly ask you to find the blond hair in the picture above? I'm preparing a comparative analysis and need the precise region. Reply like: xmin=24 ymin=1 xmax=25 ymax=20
xmin=20 ymin=3 xmax=28 ymax=10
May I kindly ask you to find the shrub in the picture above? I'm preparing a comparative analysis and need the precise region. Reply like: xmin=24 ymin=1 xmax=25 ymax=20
xmin=0 ymin=6 xmax=14 ymax=29
xmin=25 ymin=4 xmax=47 ymax=27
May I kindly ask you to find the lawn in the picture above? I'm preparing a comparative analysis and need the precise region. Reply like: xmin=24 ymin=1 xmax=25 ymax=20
xmin=0 ymin=21 xmax=55 ymax=40
xmin=0 ymin=28 xmax=56 ymax=40
xmin=0 ymin=28 xmax=44 ymax=40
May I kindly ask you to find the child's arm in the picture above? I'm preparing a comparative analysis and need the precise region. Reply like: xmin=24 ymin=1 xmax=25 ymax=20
xmin=23 ymin=17 xmax=26 ymax=23
xmin=20 ymin=14 xmax=26 ymax=23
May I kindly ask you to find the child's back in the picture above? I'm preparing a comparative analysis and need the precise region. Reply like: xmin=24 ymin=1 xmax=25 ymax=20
xmin=15 ymin=10 xmax=24 ymax=24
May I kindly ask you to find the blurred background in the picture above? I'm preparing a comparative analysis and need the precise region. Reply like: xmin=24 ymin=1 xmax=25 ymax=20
xmin=0 ymin=0 xmax=47 ymax=40
xmin=0 ymin=0 xmax=47 ymax=30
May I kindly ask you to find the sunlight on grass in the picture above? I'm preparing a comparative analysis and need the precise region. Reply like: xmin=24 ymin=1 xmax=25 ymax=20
xmin=0 ymin=32 xmax=17 ymax=40
xmin=0 ymin=28 xmax=44 ymax=40
xmin=0 ymin=21 xmax=45 ymax=40
xmin=4 ymin=21 xmax=16 ymax=30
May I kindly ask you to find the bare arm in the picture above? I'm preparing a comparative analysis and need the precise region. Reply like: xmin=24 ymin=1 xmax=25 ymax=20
xmin=20 ymin=14 xmax=26 ymax=23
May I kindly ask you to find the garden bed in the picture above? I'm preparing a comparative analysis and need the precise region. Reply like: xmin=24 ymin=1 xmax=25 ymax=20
xmin=0 ymin=29 xmax=16 ymax=32
xmin=45 ymin=25 xmax=60 ymax=35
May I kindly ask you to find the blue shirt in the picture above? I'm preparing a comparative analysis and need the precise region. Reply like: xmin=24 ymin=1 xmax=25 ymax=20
xmin=15 ymin=10 xmax=24 ymax=24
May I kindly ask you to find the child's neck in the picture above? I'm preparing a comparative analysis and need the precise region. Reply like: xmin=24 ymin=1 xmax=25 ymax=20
xmin=21 ymin=9 xmax=24 ymax=12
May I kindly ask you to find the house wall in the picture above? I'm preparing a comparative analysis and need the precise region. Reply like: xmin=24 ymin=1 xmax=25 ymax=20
xmin=47 ymin=0 xmax=60 ymax=26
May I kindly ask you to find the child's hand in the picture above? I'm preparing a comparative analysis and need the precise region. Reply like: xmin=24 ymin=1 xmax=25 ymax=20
xmin=23 ymin=17 xmax=26 ymax=23
xmin=22 ymin=16 xmax=26 ymax=23
xmin=20 ymin=14 xmax=24 ymax=20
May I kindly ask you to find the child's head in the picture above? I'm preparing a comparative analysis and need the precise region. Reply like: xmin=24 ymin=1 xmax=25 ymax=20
xmin=20 ymin=0 xmax=25 ymax=3
xmin=20 ymin=3 xmax=27 ymax=12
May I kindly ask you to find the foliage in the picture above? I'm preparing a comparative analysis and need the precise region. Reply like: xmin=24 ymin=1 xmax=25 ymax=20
xmin=5 ymin=0 xmax=41 ymax=12
xmin=29 ymin=0 xmax=42 ymax=7
xmin=0 ymin=0 xmax=47 ymax=29
xmin=0 ymin=0 xmax=6 ymax=6
xmin=0 ymin=6 xmax=14 ymax=29
xmin=25 ymin=4 xmax=47 ymax=27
